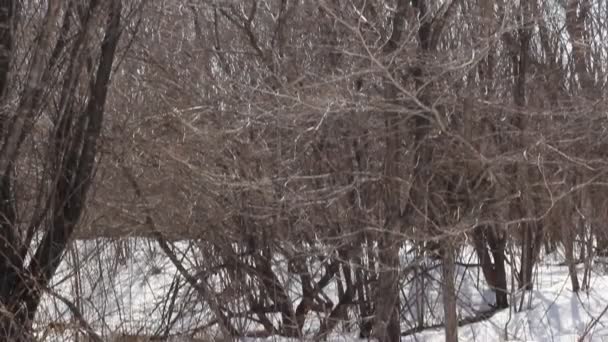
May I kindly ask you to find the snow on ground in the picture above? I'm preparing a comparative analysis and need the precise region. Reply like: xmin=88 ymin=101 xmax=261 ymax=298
xmin=33 ymin=239 xmax=608 ymax=341
xmin=37 ymin=238 xmax=211 ymax=339
xmin=404 ymin=261 xmax=608 ymax=342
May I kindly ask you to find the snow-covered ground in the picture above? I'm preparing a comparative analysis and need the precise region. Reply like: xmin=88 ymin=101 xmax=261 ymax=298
xmin=404 ymin=262 xmax=608 ymax=341
xmin=34 ymin=239 xmax=608 ymax=341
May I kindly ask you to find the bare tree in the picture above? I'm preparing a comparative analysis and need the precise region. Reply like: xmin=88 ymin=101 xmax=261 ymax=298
xmin=0 ymin=0 xmax=604 ymax=340
xmin=0 ymin=0 xmax=125 ymax=339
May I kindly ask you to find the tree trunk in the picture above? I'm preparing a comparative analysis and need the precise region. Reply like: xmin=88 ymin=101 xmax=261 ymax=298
xmin=442 ymin=243 xmax=459 ymax=342
xmin=371 ymin=240 xmax=401 ymax=342
xmin=371 ymin=1 xmax=408 ymax=340
xmin=355 ymin=249 xmax=374 ymax=338
xmin=472 ymin=225 xmax=508 ymax=308
xmin=415 ymin=263 xmax=425 ymax=329
xmin=489 ymin=231 xmax=509 ymax=309
xmin=562 ymin=222 xmax=580 ymax=292
xmin=0 ymin=0 xmax=123 ymax=337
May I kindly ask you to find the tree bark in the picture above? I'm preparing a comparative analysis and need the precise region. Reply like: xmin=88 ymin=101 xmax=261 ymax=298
xmin=563 ymin=217 xmax=580 ymax=292
xmin=371 ymin=239 xmax=401 ymax=342
xmin=0 ymin=1 xmax=123 ymax=337
xmin=472 ymin=225 xmax=509 ymax=308
xmin=371 ymin=1 xmax=407 ymax=341
xmin=442 ymin=243 xmax=459 ymax=342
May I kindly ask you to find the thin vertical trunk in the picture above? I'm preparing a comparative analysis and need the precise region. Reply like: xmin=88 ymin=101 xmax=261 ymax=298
xmin=563 ymin=215 xmax=580 ymax=292
xmin=371 ymin=1 xmax=407 ymax=341
xmin=415 ymin=263 xmax=425 ymax=329
xmin=491 ymin=237 xmax=509 ymax=309
xmin=487 ymin=227 xmax=509 ymax=308
xmin=519 ymin=222 xmax=543 ymax=292
xmin=442 ymin=244 xmax=458 ymax=342
xmin=509 ymin=0 xmax=540 ymax=294
xmin=356 ymin=247 xmax=374 ymax=338
xmin=582 ymin=222 xmax=593 ymax=290
xmin=579 ymin=189 xmax=594 ymax=291
xmin=372 ymin=238 xmax=401 ymax=342
xmin=519 ymin=225 xmax=533 ymax=291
